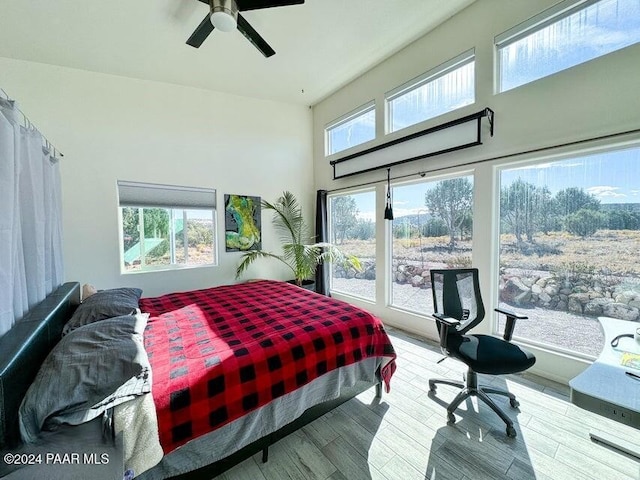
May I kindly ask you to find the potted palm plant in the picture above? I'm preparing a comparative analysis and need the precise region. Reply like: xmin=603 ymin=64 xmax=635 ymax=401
xmin=235 ymin=191 xmax=361 ymax=291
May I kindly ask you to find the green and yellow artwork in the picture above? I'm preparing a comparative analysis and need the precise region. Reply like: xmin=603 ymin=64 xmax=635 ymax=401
xmin=225 ymin=194 xmax=261 ymax=252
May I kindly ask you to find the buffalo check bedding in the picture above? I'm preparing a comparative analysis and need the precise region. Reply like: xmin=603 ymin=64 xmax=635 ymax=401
xmin=139 ymin=280 xmax=397 ymax=454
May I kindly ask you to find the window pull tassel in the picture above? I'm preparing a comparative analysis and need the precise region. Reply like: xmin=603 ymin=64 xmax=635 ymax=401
xmin=384 ymin=168 xmax=394 ymax=220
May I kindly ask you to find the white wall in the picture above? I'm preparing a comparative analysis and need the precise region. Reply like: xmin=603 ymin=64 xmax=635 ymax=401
xmin=312 ymin=0 xmax=640 ymax=383
xmin=0 ymin=57 xmax=313 ymax=297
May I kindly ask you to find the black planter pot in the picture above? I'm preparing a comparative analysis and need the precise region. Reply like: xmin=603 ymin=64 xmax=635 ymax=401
xmin=287 ymin=279 xmax=316 ymax=292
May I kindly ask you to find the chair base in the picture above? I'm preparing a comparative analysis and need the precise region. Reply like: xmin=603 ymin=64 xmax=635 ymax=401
xmin=429 ymin=368 xmax=519 ymax=438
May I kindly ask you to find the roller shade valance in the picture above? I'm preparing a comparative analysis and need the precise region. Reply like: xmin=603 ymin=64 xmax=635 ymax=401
xmin=117 ymin=180 xmax=216 ymax=210
xmin=330 ymin=108 xmax=494 ymax=179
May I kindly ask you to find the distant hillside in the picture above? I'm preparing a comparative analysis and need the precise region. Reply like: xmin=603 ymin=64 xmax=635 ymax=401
xmin=393 ymin=204 xmax=640 ymax=225
xmin=392 ymin=213 xmax=433 ymax=224
xmin=601 ymin=203 xmax=640 ymax=212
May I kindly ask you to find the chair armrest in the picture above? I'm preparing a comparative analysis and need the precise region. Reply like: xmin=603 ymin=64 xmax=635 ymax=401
xmin=494 ymin=307 xmax=528 ymax=342
xmin=433 ymin=313 xmax=461 ymax=327
xmin=433 ymin=313 xmax=460 ymax=349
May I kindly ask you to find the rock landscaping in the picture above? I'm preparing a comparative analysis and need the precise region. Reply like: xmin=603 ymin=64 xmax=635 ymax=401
xmin=334 ymin=260 xmax=640 ymax=323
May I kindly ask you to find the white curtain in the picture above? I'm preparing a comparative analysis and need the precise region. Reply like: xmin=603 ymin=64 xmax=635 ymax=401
xmin=0 ymin=98 xmax=64 ymax=336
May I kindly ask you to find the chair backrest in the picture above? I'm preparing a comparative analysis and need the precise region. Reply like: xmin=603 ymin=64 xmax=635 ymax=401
xmin=430 ymin=268 xmax=485 ymax=334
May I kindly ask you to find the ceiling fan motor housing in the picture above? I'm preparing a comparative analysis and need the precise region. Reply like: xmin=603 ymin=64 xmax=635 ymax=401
xmin=210 ymin=0 xmax=238 ymax=31
xmin=189 ymin=0 xmax=304 ymax=55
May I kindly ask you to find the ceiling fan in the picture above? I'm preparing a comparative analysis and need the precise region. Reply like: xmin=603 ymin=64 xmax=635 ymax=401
xmin=187 ymin=0 xmax=304 ymax=57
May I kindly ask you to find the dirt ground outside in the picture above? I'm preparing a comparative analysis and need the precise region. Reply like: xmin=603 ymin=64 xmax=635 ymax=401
xmin=332 ymin=230 xmax=640 ymax=357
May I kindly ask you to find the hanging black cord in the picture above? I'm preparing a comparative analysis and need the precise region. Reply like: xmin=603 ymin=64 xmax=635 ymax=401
xmin=384 ymin=168 xmax=394 ymax=220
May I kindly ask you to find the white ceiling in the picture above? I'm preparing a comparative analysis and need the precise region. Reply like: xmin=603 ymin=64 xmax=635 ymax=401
xmin=0 ymin=0 xmax=476 ymax=106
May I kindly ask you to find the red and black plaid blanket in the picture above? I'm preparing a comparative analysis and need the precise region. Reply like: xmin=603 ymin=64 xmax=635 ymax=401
xmin=139 ymin=280 xmax=396 ymax=453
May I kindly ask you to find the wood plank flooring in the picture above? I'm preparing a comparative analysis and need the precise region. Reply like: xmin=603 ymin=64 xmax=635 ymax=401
xmin=217 ymin=328 xmax=640 ymax=480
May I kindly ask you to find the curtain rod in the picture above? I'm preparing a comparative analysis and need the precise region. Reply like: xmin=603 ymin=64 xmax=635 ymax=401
xmin=0 ymin=88 xmax=64 ymax=158
xmin=326 ymin=127 xmax=640 ymax=194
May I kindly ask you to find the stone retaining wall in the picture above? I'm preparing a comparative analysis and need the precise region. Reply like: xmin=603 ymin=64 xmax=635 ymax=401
xmin=500 ymin=272 xmax=640 ymax=321
xmin=333 ymin=261 xmax=640 ymax=322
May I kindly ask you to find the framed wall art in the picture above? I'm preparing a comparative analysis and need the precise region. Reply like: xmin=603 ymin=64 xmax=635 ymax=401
xmin=224 ymin=194 xmax=261 ymax=252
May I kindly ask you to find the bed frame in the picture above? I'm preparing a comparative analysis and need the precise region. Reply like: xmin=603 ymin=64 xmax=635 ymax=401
xmin=175 ymin=379 xmax=379 ymax=480
xmin=0 ymin=282 xmax=81 ymax=450
xmin=0 ymin=282 xmax=381 ymax=479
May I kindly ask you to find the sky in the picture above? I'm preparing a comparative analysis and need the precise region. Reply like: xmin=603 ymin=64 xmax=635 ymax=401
xmin=502 ymin=147 xmax=640 ymax=204
xmin=347 ymin=145 xmax=640 ymax=221
xmin=501 ymin=0 xmax=640 ymax=91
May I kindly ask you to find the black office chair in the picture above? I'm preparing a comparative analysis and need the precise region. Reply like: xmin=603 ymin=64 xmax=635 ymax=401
xmin=428 ymin=268 xmax=536 ymax=437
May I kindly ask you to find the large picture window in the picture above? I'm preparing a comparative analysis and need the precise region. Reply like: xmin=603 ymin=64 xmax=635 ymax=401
xmin=386 ymin=50 xmax=475 ymax=133
xmin=328 ymin=190 xmax=376 ymax=301
xmin=390 ymin=175 xmax=474 ymax=314
xmin=496 ymin=0 xmax=640 ymax=92
xmin=498 ymin=146 xmax=640 ymax=356
xmin=118 ymin=181 xmax=217 ymax=273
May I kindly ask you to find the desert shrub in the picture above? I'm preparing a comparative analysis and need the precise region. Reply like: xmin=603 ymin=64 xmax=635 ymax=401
xmin=350 ymin=219 xmax=375 ymax=240
xmin=393 ymin=221 xmax=420 ymax=239
xmin=422 ymin=218 xmax=448 ymax=237
xmin=555 ymin=260 xmax=596 ymax=284
xmin=447 ymin=255 xmax=472 ymax=268
xmin=605 ymin=209 xmax=640 ymax=230
xmin=565 ymin=209 xmax=605 ymax=237
xmin=187 ymin=221 xmax=214 ymax=247
xmin=147 ymin=240 xmax=169 ymax=260
xmin=517 ymin=241 xmax=563 ymax=257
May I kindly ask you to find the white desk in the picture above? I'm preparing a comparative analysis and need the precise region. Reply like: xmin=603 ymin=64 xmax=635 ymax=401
xmin=569 ymin=316 xmax=640 ymax=457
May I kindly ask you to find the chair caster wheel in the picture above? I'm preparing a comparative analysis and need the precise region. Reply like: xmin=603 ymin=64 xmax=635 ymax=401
xmin=510 ymin=399 xmax=520 ymax=408
xmin=447 ymin=413 xmax=456 ymax=425
xmin=429 ymin=383 xmax=436 ymax=393
xmin=506 ymin=426 xmax=517 ymax=438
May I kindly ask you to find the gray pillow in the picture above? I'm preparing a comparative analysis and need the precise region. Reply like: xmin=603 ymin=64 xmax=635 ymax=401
xmin=62 ymin=287 xmax=142 ymax=336
xmin=19 ymin=313 xmax=151 ymax=443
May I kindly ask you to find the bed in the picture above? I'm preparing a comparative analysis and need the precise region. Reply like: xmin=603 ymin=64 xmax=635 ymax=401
xmin=0 ymin=280 xmax=396 ymax=479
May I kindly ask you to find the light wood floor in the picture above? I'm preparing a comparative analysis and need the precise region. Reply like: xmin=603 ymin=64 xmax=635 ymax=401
xmin=217 ymin=329 xmax=640 ymax=480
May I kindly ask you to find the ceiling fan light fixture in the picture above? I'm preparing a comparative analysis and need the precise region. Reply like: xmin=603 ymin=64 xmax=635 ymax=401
xmin=210 ymin=0 xmax=238 ymax=32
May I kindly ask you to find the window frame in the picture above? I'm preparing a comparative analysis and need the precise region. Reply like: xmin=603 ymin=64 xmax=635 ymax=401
xmin=117 ymin=181 xmax=218 ymax=274
xmin=493 ymin=138 xmax=640 ymax=359
xmin=385 ymin=49 xmax=476 ymax=134
xmin=495 ymin=0 xmax=639 ymax=93
xmin=388 ymin=171 xmax=475 ymax=316
xmin=324 ymin=101 xmax=376 ymax=157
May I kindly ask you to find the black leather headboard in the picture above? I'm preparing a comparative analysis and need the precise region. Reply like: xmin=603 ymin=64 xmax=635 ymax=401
xmin=0 ymin=282 xmax=80 ymax=449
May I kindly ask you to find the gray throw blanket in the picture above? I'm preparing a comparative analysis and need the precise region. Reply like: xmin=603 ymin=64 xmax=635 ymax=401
xmin=19 ymin=313 xmax=151 ymax=443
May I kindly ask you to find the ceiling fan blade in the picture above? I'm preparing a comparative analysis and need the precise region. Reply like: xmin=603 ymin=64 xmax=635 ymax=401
xmin=196 ymin=0 xmax=304 ymax=11
xmin=236 ymin=13 xmax=275 ymax=57
xmin=187 ymin=13 xmax=215 ymax=48
xmin=237 ymin=0 xmax=304 ymax=12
